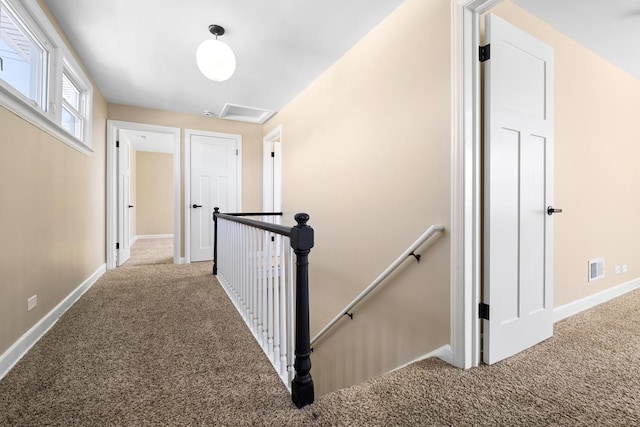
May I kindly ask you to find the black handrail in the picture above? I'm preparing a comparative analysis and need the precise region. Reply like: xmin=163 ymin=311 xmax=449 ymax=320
xmin=224 ymin=211 xmax=284 ymax=217
xmin=215 ymin=212 xmax=291 ymax=236
xmin=212 ymin=207 xmax=315 ymax=408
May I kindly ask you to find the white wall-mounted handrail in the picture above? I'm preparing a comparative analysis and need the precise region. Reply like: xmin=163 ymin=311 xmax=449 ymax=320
xmin=310 ymin=224 xmax=445 ymax=348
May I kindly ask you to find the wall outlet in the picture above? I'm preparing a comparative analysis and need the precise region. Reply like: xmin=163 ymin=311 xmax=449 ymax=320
xmin=614 ymin=265 xmax=621 ymax=274
xmin=27 ymin=295 xmax=37 ymax=311
xmin=622 ymin=265 xmax=628 ymax=273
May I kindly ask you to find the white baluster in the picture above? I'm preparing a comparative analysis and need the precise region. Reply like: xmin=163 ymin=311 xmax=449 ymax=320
xmin=219 ymin=219 xmax=226 ymax=284
xmin=245 ymin=224 xmax=251 ymax=324
xmin=236 ymin=222 xmax=240 ymax=303
xmin=273 ymin=234 xmax=281 ymax=371
xmin=279 ymin=235 xmax=288 ymax=378
xmin=267 ymin=231 xmax=274 ymax=360
xmin=261 ymin=230 xmax=268 ymax=347
xmin=240 ymin=224 xmax=245 ymax=321
xmin=232 ymin=222 xmax=237 ymax=303
xmin=255 ymin=228 xmax=263 ymax=346
xmin=249 ymin=227 xmax=256 ymax=335
xmin=244 ymin=225 xmax=250 ymax=328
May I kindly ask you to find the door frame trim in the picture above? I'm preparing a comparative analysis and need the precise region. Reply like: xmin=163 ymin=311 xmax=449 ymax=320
xmin=116 ymin=136 xmax=132 ymax=265
xmin=184 ymin=129 xmax=243 ymax=264
xmin=106 ymin=120 xmax=181 ymax=269
xmin=450 ymin=0 xmax=503 ymax=369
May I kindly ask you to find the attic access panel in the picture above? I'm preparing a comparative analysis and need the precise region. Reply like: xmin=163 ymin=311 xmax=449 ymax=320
xmin=219 ymin=103 xmax=275 ymax=124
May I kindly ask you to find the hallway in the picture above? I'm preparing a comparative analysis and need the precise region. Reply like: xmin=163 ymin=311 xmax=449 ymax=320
xmin=1 ymin=239 xmax=638 ymax=425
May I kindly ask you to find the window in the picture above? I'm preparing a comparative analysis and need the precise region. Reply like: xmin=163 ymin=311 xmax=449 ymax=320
xmin=0 ymin=0 xmax=93 ymax=154
xmin=0 ymin=2 xmax=47 ymax=109
xmin=61 ymin=71 xmax=82 ymax=139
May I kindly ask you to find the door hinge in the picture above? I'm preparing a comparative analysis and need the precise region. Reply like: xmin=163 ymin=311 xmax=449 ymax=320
xmin=236 ymin=149 xmax=238 ymax=156
xmin=479 ymin=302 xmax=490 ymax=320
xmin=116 ymin=242 xmax=120 ymax=250
xmin=479 ymin=44 xmax=490 ymax=62
xmin=271 ymin=151 xmax=275 ymax=158
xmin=116 ymin=140 xmax=120 ymax=148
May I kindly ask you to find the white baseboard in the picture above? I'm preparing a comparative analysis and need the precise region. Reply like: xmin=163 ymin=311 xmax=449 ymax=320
xmin=389 ymin=279 xmax=640 ymax=376
xmin=554 ymin=277 xmax=640 ymax=323
xmin=129 ymin=235 xmax=138 ymax=246
xmin=390 ymin=344 xmax=453 ymax=374
xmin=136 ymin=234 xmax=173 ymax=240
xmin=0 ymin=264 xmax=106 ymax=381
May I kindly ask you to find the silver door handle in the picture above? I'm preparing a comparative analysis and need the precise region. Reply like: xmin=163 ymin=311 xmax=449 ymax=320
xmin=547 ymin=206 xmax=562 ymax=215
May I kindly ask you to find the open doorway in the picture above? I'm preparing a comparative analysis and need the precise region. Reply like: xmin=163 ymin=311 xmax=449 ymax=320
xmin=122 ymin=129 xmax=176 ymax=265
xmin=107 ymin=120 xmax=181 ymax=269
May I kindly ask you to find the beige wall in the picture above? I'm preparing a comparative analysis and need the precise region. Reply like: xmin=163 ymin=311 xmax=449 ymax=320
xmin=0 ymin=3 xmax=107 ymax=356
xmin=265 ymin=0 xmax=640 ymax=395
xmin=490 ymin=2 xmax=640 ymax=307
xmin=265 ymin=0 xmax=451 ymax=395
xmin=136 ymin=152 xmax=173 ymax=236
xmin=107 ymin=104 xmax=264 ymax=256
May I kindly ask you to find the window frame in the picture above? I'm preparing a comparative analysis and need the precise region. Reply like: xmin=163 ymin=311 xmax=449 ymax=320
xmin=59 ymin=59 xmax=91 ymax=142
xmin=0 ymin=0 xmax=49 ymax=110
xmin=0 ymin=0 xmax=93 ymax=155
xmin=61 ymin=70 xmax=82 ymax=138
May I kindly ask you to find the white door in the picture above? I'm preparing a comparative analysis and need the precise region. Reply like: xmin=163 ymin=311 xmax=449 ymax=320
xmin=262 ymin=136 xmax=282 ymax=223
xmin=483 ymin=14 xmax=555 ymax=364
xmin=190 ymin=134 xmax=238 ymax=262
xmin=117 ymin=136 xmax=132 ymax=266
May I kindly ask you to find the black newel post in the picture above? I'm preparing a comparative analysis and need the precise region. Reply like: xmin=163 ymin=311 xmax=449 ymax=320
xmin=212 ymin=207 xmax=219 ymax=275
xmin=290 ymin=213 xmax=314 ymax=408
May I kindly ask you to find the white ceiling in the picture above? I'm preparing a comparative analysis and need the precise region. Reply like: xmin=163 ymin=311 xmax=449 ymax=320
xmin=121 ymin=130 xmax=174 ymax=154
xmin=42 ymin=0 xmax=405 ymax=121
xmin=42 ymin=0 xmax=640 ymax=130
xmin=513 ymin=0 xmax=640 ymax=80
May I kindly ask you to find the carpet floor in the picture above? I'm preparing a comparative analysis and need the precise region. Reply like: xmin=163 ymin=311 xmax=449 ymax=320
xmin=0 ymin=240 xmax=638 ymax=425
xmin=121 ymin=238 xmax=173 ymax=266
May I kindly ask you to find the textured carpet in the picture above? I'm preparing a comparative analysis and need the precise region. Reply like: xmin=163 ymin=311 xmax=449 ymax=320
xmin=290 ymin=289 xmax=640 ymax=426
xmin=121 ymin=238 xmax=173 ymax=266
xmin=0 ymin=260 xmax=296 ymax=426
xmin=1 ymin=239 xmax=639 ymax=425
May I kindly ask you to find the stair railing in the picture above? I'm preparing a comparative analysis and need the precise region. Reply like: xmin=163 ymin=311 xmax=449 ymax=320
xmin=310 ymin=224 xmax=445 ymax=348
xmin=213 ymin=207 xmax=314 ymax=408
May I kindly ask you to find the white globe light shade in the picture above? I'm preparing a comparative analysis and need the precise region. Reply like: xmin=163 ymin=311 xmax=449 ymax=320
xmin=196 ymin=39 xmax=236 ymax=82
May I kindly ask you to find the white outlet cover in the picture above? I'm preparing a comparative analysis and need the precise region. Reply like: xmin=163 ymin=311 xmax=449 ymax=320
xmin=615 ymin=266 xmax=621 ymax=274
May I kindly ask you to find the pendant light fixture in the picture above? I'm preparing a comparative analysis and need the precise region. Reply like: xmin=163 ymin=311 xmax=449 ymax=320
xmin=196 ymin=24 xmax=236 ymax=82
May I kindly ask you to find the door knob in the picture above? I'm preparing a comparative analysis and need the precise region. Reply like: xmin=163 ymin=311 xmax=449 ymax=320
xmin=192 ymin=204 xmax=202 ymax=208
xmin=547 ymin=206 xmax=563 ymax=215
xmin=128 ymin=205 xmax=134 ymax=208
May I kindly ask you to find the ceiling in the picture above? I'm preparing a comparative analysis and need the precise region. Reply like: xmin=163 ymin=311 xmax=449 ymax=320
xmin=121 ymin=130 xmax=174 ymax=154
xmin=42 ymin=0 xmax=640 ymax=129
xmin=42 ymin=0 xmax=405 ymax=123
xmin=513 ymin=0 xmax=640 ymax=80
